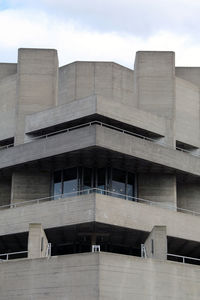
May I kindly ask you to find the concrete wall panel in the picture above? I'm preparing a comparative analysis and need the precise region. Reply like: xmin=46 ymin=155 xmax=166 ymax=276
xmin=99 ymin=253 xmax=200 ymax=300
xmin=11 ymin=169 xmax=51 ymax=204
xmin=0 ymin=74 xmax=16 ymax=141
xmin=177 ymin=182 xmax=200 ymax=213
xmin=138 ymin=173 xmax=177 ymax=208
xmin=0 ymin=252 xmax=200 ymax=300
xmin=0 ymin=253 xmax=99 ymax=300
xmin=0 ymin=176 xmax=11 ymax=206
xmin=0 ymin=63 xmax=17 ymax=80
xmin=176 ymin=77 xmax=200 ymax=147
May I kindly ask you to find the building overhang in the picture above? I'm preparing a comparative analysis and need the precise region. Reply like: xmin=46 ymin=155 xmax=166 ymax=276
xmin=0 ymin=124 xmax=200 ymax=178
xmin=1 ymin=193 xmax=200 ymax=244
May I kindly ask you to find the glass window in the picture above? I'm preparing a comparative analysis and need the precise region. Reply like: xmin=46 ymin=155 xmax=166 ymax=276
xmin=53 ymin=171 xmax=62 ymax=199
xmin=127 ymin=172 xmax=135 ymax=200
xmin=111 ymin=169 xmax=126 ymax=198
xmin=97 ymin=168 xmax=106 ymax=192
xmin=63 ymin=168 xmax=78 ymax=196
xmin=83 ymin=168 xmax=93 ymax=190
xmin=53 ymin=167 xmax=136 ymax=201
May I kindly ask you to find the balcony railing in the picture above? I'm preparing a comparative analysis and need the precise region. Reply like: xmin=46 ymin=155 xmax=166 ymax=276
xmin=141 ymin=244 xmax=200 ymax=266
xmin=0 ymin=250 xmax=28 ymax=261
xmin=0 ymin=121 xmax=200 ymax=158
xmin=167 ymin=253 xmax=200 ymax=265
xmin=0 ymin=188 xmax=199 ymax=218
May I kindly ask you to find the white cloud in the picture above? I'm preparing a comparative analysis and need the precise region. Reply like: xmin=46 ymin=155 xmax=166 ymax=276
xmin=0 ymin=7 xmax=200 ymax=67
xmin=4 ymin=0 xmax=200 ymax=37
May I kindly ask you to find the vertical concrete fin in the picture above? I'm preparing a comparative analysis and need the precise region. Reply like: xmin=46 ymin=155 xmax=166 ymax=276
xmin=15 ymin=48 xmax=58 ymax=145
xmin=134 ymin=51 xmax=175 ymax=117
xmin=144 ymin=225 xmax=167 ymax=260
xmin=28 ymin=223 xmax=49 ymax=259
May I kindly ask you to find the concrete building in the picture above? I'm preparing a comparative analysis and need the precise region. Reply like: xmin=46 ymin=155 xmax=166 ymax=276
xmin=0 ymin=48 xmax=200 ymax=299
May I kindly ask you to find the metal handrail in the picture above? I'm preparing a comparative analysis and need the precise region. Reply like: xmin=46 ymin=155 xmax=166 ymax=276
xmin=0 ymin=143 xmax=14 ymax=150
xmin=28 ymin=121 xmax=161 ymax=143
xmin=1 ymin=120 xmax=199 ymax=159
xmin=25 ymin=121 xmax=200 ymax=158
xmin=0 ymin=250 xmax=28 ymax=261
xmin=0 ymin=187 xmax=200 ymax=217
xmin=167 ymin=253 xmax=200 ymax=264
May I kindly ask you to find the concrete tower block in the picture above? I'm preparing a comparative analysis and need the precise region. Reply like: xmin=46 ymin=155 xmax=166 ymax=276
xmin=144 ymin=226 xmax=167 ymax=260
xmin=134 ymin=51 xmax=175 ymax=119
xmin=28 ymin=223 xmax=49 ymax=259
xmin=15 ymin=48 xmax=58 ymax=145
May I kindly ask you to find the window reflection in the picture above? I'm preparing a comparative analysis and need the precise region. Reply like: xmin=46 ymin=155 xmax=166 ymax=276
xmin=53 ymin=167 xmax=136 ymax=201
xmin=127 ymin=173 xmax=134 ymax=200
xmin=112 ymin=169 xmax=126 ymax=198
xmin=83 ymin=168 xmax=93 ymax=190
xmin=97 ymin=168 xmax=106 ymax=192
xmin=63 ymin=168 xmax=78 ymax=195
xmin=53 ymin=171 xmax=62 ymax=199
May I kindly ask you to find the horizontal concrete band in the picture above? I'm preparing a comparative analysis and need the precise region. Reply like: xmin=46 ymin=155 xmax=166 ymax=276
xmin=25 ymin=95 xmax=167 ymax=137
xmin=0 ymin=125 xmax=200 ymax=176
xmin=1 ymin=194 xmax=200 ymax=242
xmin=1 ymin=252 xmax=200 ymax=300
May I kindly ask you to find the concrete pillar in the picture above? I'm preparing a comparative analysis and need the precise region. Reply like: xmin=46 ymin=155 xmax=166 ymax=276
xmin=138 ymin=173 xmax=177 ymax=209
xmin=134 ymin=51 xmax=176 ymax=147
xmin=28 ymin=223 xmax=49 ymax=259
xmin=15 ymin=48 xmax=58 ymax=145
xmin=144 ymin=226 xmax=167 ymax=260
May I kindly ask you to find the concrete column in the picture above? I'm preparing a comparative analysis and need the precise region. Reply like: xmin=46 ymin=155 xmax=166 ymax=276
xmin=144 ymin=226 xmax=167 ymax=260
xmin=138 ymin=173 xmax=177 ymax=209
xmin=28 ymin=223 xmax=49 ymax=259
xmin=134 ymin=51 xmax=176 ymax=147
xmin=15 ymin=48 xmax=58 ymax=145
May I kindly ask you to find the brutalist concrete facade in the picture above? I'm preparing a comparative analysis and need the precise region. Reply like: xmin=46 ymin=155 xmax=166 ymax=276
xmin=0 ymin=48 xmax=200 ymax=299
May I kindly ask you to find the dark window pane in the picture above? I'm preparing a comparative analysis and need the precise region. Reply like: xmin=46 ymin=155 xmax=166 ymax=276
xmin=112 ymin=169 xmax=126 ymax=198
xmin=63 ymin=168 xmax=78 ymax=195
xmin=97 ymin=168 xmax=106 ymax=191
xmin=127 ymin=173 xmax=135 ymax=199
xmin=83 ymin=168 xmax=92 ymax=190
xmin=53 ymin=171 xmax=62 ymax=199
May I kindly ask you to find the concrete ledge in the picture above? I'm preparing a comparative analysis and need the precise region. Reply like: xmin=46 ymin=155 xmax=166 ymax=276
xmin=0 ymin=194 xmax=95 ymax=236
xmin=25 ymin=94 xmax=167 ymax=137
xmin=0 ymin=125 xmax=200 ymax=177
xmin=0 ymin=252 xmax=200 ymax=299
xmin=1 ymin=194 xmax=200 ymax=243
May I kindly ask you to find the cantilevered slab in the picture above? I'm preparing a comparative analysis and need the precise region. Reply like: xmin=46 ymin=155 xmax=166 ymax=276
xmin=25 ymin=95 xmax=167 ymax=137
xmin=0 ymin=125 xmax=200 ymax=176
xmin=1 ymin=194 xmax=200 ymax=243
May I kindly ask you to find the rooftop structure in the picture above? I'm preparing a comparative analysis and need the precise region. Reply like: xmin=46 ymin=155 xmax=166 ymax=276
xmin=0 ymin=48 xmax=200 ymax=299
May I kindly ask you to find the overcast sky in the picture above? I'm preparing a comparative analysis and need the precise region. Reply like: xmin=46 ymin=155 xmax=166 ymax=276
xmin=0 ymin=0 xmax=200 ymax=67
